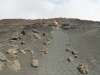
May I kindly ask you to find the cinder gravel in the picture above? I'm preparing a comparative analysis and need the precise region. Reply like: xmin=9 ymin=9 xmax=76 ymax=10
xmin=0 ymin=25 xmax=100 ymax=75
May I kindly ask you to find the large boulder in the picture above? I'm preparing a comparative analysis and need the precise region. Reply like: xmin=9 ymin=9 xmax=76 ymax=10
xmin=6 ymin=59 xmax=20 ymax=71
xmin=78 ymin=64 xmax=89 ymax=74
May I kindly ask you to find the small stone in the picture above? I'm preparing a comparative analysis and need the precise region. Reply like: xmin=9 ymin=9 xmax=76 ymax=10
xmin=41 ymin=48 xmax=48 ymax=54
xmin=25 ymin=47 xmax=34 ymax=54
xmin=30 ymin=50 xmax=34 ymax=54
xmin=21 ymin=30 xmax=26 ymax=35
xmin=45 ymin=50 xmax=48 ymax=54
xmin=74 ymin=55 xmax=78 ymax=58
xmin=43 ymin=32 xmax=47 ymax=36
xmin=12 ymin=44 xmax=18 ymax=48
xmin=66 ymin=48 xmax=72 ymax=52
xmin=31 ymin=59 xmax=39 ymax=67
xmin=44 ymin=40 xmax=50 ymax=45
xmin=20 ymin=49 xmax=26 ymax=54
xmin=0 ymin=44 xmax=5 ymax=48
xmin=21 ymin=41 xmax=26 ymax=45
xmin=90 ymin=57 xmax=96 ymax=63
xmin=72 ymin=50 xmax=78 ymax=55
xmin=68 ymin=56 xmax=74 ymax=62
xmin=44 ymin=41 xmax=48 ymax=45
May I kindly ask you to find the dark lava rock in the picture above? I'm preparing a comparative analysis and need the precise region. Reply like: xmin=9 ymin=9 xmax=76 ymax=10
xmin=21 ymin=41 xmax=26 ymax=45
xmin=43 ymin=32 xmax=47 ymax=36
xmin=21 ymin=30 xmax=26 ymax=35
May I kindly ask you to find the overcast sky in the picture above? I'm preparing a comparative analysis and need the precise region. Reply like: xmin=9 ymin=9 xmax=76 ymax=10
xmin=0 ymin=0 xmax=100 ymax=21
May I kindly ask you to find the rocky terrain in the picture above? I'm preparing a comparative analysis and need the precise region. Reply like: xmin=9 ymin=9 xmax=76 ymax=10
xmin=0 ymin=18 xmax=100 ymax=75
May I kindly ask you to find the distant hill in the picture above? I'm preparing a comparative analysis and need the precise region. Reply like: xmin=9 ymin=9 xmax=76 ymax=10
xmin=0 ymin=18 xmax=100 ymax=25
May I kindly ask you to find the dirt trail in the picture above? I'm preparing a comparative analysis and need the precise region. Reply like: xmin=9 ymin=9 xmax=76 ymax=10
xmin=38 ymin=28 xmax=80 ymax=75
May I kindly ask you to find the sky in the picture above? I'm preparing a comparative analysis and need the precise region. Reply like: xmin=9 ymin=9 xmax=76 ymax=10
xmin=0 ymin=0 xmax=100 ymax=21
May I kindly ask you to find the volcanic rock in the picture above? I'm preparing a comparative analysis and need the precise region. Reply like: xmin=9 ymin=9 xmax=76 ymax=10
xmin=78 ymin=64 xmax=89 ymax=74
xmin=72 ymin=50 xmax=79 ymax=55
xmin=31 ymin=59 xmax=39 ymax=67
xmin=68 ymin=56 xmax=74 ymax=62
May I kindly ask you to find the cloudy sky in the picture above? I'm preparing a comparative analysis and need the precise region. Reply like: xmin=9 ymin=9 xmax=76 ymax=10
xmin=0 ymin=0 xmax=100 ymax=21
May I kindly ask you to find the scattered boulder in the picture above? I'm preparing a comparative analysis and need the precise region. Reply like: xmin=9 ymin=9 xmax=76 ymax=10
xmin=21 ymin=30 xmax=26 ymax=35
xmin=7 ymin=43 xmax=14 ymax=47
xmin=21 ymin=41 xmax=26 ymax=45
xmin=32 ymin=33 xmax=41 ymax=39
xmin=9 ymin=40 xmax=17 ymax=42
xmin=44 ymin=40 xmax=50 ymax=45
xmin=74 ymin=55 xmax=78 ymax=58
xmin=44 ymin=41 xmax=48 ymax=45
xmin=32 ymin=29 xmax=39 ymax=33
xmin=61 ymin=24 xmax=71 ymax=30
xmin=43 ymin=32 xmax=48 ymax=36
xmin=12 ymin=45 xmax=18 ymax=48
xmin=0 ymin=44 xmax=5 ymax=48
xmin=78 ymin=64 xmax=89 ymax=74
xmin=13 ymin=60 xmax=21 ymax=70
xmin=10 ymin=35 xmax=18 ymax=40
xmin=25 ymin=47 xmax=34 ymax=54
xmin=9 ymin=31 xmax=23 ymax=41
xmin=30 ymin=50 xmax=34 ymax=54
xmin=0 ymin=62 xmax=3 ymax=71
xmin=90 ymin=57 xmax=96 ymax=63
xmin=72 ymin=50 xmax=79 ymax=55
xmin=20 ymin=49 xmax=26 ymax=54
xmin=7 ymin=49 xmax=19 ymax=58
xmin=31 ymin=59 xmax=39 ymax=67
xmin=41 ymin=48 xmax=48 ymax=54
xmin=68 ymin=56 xmax=74 ymax=62
xmin=66 ymin=48 xmax=72 ymax=52
xmin=29 ymin=31 xmax=41 ymax=39
xmin=0 ymin=61 xmax=6 ymax=71
xmin=0 ymin=51 xmax=7 ymax=61
xmin=6 ymin=59 xmax=18 ymax=71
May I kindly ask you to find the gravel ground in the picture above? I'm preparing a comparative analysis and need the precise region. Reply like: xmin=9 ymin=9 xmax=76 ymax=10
xmin=0 ymin=25 xmax=100 ymax=75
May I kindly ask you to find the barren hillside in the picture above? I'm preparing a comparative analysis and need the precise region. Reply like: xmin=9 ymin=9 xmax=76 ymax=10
xmin=0 ymin=18 xmax=100 ymax=26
